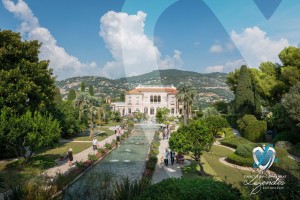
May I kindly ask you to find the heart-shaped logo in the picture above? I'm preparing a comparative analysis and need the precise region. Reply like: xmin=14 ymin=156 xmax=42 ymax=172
xmin=252 ymin=145 xmax=276 ymax=171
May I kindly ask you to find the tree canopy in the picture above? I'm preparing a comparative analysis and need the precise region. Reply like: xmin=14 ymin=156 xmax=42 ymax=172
xmin=283 ymin=82 xmax=300 ymax=127
xmin=169 ymin=119 xmax=214 ymax=175
xmin=155 ymin=107 xmax=170 ymax=123
xmin=0 ymin=30 xmax=56 ymax=115
xmin=0 ymin=110 xmax=60 ymax=162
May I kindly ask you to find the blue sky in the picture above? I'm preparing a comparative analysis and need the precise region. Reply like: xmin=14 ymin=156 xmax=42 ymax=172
xmin=1 ymin=0 xmax=299 ymax=80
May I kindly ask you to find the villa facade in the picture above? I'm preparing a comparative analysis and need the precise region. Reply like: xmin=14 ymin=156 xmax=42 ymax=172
xmin=111 ymin=85 xmax=184 ymax=117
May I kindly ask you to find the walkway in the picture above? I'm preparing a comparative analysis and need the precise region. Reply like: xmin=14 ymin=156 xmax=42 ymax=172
xmin=44 ymin=134 xmax=117 ymax=177
xmin=152 ymin=126 xmax=190 ymax=184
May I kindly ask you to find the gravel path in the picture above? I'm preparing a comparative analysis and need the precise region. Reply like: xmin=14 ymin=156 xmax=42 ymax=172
xmin=44 ymin=134 xmax=117 ymax=177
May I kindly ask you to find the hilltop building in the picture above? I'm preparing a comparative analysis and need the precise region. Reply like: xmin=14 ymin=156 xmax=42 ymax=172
xmin=111 ymin=85 xmax=184 ymax=117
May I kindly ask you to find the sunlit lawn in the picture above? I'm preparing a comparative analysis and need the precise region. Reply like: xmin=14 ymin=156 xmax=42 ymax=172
xmin=0 ymin=142 xmax=91 ymax=192
xmin=182 ymin=145 xmax=253 ymax=188
xmin=70 ymin=126 xmax=115 ymax=141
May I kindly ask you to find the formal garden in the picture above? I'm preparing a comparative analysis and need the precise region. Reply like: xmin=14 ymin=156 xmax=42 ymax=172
xmin=1 ymin=30 xmax=300 ymax=199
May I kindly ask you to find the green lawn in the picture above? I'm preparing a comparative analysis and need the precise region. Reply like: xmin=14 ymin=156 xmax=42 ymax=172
xmin=182 ymin=145 xmax=254 ymax=188
xmin=70 ymin=126 xmax=115 ymax=141
xmin=0 ymin=142 xmax=91 ymax=192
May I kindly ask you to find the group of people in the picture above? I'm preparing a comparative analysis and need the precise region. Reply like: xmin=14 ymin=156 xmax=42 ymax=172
xmin=161 ymin=149 xmax=176 ymax=166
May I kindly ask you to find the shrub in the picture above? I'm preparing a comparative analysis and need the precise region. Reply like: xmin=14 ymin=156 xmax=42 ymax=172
xmin=135 ymin=178 xmax=241 ymax=200
xmin=220 ymin=137 xmax=253 ymax=149
xmin=237 ymin=115 xmax=266 ymax=142
xmin=4 ymin=177 xmax=57 ymax=200
xmin=97 ymin=148 xmax=106 ymax=155
xmin=88 ymin=154 xmax=98 ymax=162
xmin=114 ymin=177 xmax=151 ymax=200
xmin=104 ymin=143 xmax=112 ymax=150
xmin=273 ymin=130 xmax=300 ymax=145
xmin=289 ymin=143 xmax=300 ymax=157
xmin=235 ymin=143 xmax=258 ymax=158
xmin=75 ymin=161 xmax=85 ymax=171
xmin=243 ymin=120 xmax=266 ymax=142
xmin=145 ymin=160 xmax=156 ymax=171
xmin=227 ymin=153 xmax=253 ymax=167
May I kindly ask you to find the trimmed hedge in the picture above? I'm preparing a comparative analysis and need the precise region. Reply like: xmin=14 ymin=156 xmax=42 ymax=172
xmin=227 ymin=153 xmax=253 ymax=167
xmin=220 ymin=137 xmax=253 ymax=149
xmin=134 ymin=178 xmax=241 ymax=200
xmin=237 ymin=115 xmax=267 ymax=142
xmin=235 ymin=143 xmax=258 ymax=158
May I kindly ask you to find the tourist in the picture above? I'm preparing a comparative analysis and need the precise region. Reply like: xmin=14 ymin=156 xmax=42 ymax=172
xmin=162 ymin=131 xmax=165 ymax=140
xmin=166 ymin=128 xmax=170 ymax=139
xmin=92 ymin=136 xmax=98 ymax=151
xmin=164 ymin=128 xmax=168 ymax=139
xmin=68 ymin=148 xmax=73 ymax=167
xmin=116 ymin=128 xmax=121 ymax=142
xmin=164 ymin=149 xmax=169 ymax=166
xmin=170 ymin=150 xmax=175 ymax=166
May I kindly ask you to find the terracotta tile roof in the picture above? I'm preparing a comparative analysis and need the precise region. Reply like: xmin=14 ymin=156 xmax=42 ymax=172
xmin=126 ymin=88 xmax=177 ymax=95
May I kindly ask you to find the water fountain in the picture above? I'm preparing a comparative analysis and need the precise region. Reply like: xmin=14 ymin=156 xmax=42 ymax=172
xmin=63 ymin=123 xmax=159 ymax=199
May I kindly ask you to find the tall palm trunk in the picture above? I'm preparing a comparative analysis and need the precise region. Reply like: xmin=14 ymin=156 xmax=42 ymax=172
xmin=90 ymin=107 xmax=94 ymax=137
xmin=183 ymin=101 xmax=188 ymax=126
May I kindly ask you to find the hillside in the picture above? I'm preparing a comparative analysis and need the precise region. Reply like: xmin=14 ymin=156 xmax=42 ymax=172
xmin=56 ymin=69 xmax=234 ymax=107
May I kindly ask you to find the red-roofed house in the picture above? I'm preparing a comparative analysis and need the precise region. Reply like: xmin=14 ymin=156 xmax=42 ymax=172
xmin=112 ymin=85 xmax=183 ymax=117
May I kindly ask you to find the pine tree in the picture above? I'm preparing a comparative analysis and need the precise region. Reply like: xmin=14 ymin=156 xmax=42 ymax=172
xmin=235 ymin=65 xmax=255 ymax=116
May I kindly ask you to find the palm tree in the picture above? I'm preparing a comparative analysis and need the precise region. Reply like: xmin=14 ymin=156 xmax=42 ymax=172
xmin=176 ymin=84 xmax=196 ymax=126
xmin=73 ymin=91 xmax=101 ymax=137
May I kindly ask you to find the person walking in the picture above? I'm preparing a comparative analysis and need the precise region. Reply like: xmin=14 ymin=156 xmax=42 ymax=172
xmin=164 ymin=149 xmax=169 ymax=166
xmin=68 ymin=148 xmax=73 ymax=167
xmin=116 ymin=127 xmax=121 ymax=142
xmin=170 ymin=150 xmax=175 ymax=166
xmin=92 ymin=136 xmax=98 ymax=151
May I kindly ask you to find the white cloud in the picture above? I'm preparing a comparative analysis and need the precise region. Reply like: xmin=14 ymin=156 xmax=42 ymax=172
xmin=209 ymin=44 xmax=223 ymax=53
xmin=224 ymin=59 xmax=246 ymax=72
xmin=3 ymin=0 xmax=99 ymax=80
xmin=205 ymin=65 xmax=224 ymax=73
xmin=204 ymin=59 xmax=245 ymax=73
xmin=99 ymin=11 xmax=183 ymax=78
xmin=231 ymin=26 xmax=290 ymax=68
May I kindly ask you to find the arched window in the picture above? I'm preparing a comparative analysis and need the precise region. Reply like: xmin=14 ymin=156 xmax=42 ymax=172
xmin=150 ymin=107 xmax=154 ymax=115
xmin=158 ymin=95 xmax=161 ymax=102
xmin=154 ymin=95 xmax=157 ymax=103
xmin=150 ymin=95 xmax=153 ymax=103
xmin=144 ymin=107 xmax=148 ymax=114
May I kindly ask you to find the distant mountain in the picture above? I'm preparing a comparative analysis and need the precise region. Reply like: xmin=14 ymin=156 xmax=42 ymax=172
xmin=56 ymin=69 xmax=234 ymax=107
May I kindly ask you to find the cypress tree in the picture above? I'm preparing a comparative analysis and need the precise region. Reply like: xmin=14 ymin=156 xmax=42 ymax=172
xmin=235 ymin=65 xmax=255 ymax=116
xmin=67 ymin=89 xmax=76 ymax=101
xmin=89 ymin=85 xmax=94 ymax=96
xmin=80 ymin=81 xmax=85 ymax=92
